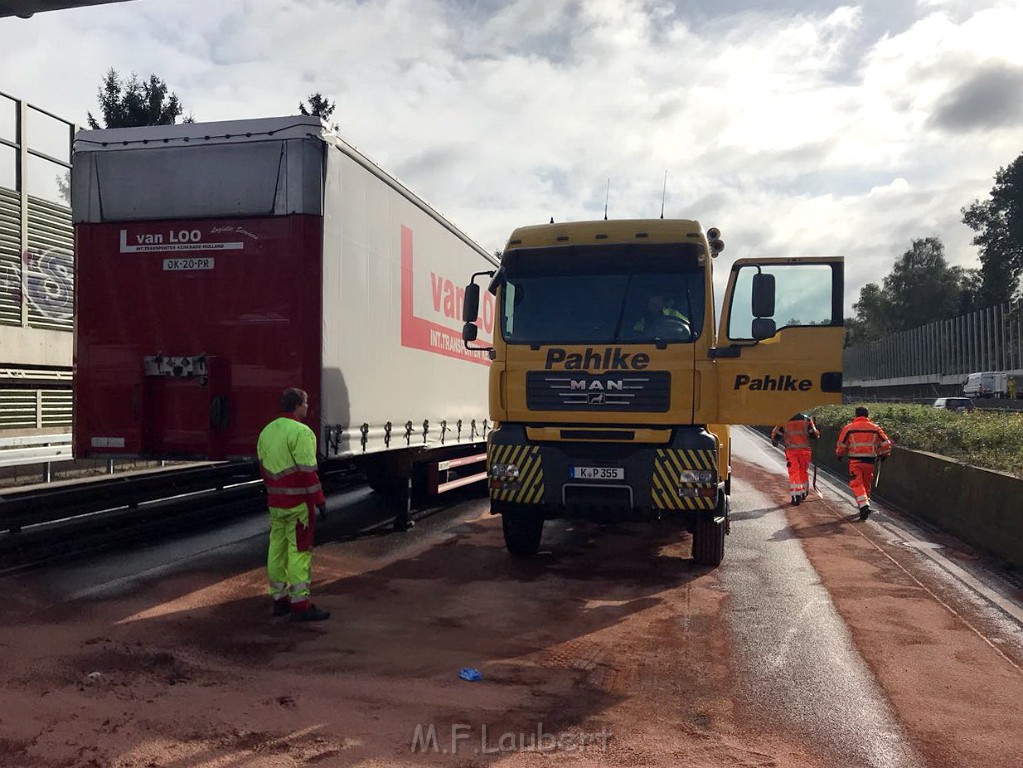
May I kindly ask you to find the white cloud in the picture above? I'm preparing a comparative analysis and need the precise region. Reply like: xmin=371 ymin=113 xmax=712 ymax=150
xmin=1 ymin=0 xmax=1021 ymax=314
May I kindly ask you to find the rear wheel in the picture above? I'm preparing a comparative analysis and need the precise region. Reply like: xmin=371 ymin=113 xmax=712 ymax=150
xmin=502 ymin=512 xmax=544 ymax=557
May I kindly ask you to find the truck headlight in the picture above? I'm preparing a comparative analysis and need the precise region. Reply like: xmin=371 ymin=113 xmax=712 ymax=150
xmin=490 ymin=463 xmax=520 ymax=479
xmin=678 ymin=469 xmax=716 ymax=485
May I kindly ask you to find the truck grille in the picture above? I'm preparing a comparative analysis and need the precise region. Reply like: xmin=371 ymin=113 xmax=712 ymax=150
xmin=526 ymin=371 xmax=670 ymax=412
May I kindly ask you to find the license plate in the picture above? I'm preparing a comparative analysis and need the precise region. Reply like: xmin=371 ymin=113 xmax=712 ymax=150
xmin=570 ymin=466 xmax=624 ymax=480
xmin=163 ymin=257 xmax=215 ymax=271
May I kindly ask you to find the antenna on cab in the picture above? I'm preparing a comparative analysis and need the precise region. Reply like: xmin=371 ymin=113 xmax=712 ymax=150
xmin=604 ymin=178 xmax=610 ymax=220
xmin=660 ymin=170 xmax=668 ymax=219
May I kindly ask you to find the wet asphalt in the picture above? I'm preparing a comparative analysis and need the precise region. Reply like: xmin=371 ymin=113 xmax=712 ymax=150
xmin=724 ymin=429 xmax=924 ymax=768
xmin=27 ymin=429 xmax=1023 ymax=766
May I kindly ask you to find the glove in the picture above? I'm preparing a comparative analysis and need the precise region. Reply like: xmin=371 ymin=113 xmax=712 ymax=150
xmin=317 ymin=504 xmax=328 ymax=521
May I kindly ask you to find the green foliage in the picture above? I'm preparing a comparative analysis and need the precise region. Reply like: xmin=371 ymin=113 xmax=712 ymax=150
xmin=299 ymin=92 xmax=337 ymax=128
xmin=87 ymin=68 xmax=192 ymax=129
xmin=962 ymin=152 xmax=1023 ymax=306
xmin=957 ymin=266 xmax=984 ymax=314
xmin=812 ymin=403 xmax=1023 ymax=477
xmin=885 ymin=238 xmax=965 ymax=327
xmin=847 ymin=238 xmax=973 ymax=345
xmin=846 ymin=282 xmax=893 ymax=345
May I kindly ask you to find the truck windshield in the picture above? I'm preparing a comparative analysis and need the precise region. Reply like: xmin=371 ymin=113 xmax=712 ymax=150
xmin=499 ymin=244 xmax=705 ymax=345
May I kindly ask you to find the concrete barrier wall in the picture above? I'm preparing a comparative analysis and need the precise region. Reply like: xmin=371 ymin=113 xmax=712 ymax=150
xmin=794 ymin=426 xmax=1023 ymax=569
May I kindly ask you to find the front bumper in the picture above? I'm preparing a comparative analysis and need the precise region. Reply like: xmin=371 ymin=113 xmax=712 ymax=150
xmin=487 ymin=424 xmax=720 ymax=521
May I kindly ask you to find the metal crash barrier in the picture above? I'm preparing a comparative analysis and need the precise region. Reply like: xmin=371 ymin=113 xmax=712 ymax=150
xmin=0 ymin=433 xmax=73 ymax=481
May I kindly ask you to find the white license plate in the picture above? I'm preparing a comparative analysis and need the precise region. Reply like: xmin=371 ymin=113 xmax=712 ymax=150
xmin=163 ymin=257 xmax=215 ymax=271
xmin=570 ymin=466 xmax=624 ymax=480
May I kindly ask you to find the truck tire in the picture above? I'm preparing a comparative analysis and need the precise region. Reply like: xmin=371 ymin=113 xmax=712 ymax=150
xmin=691 ymin=516 xmax=725 ymax=566
xmin=502 ymin=512 xmax=544 ymax=557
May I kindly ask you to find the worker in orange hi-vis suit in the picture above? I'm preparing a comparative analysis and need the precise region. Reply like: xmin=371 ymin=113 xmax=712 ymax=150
xmin=771 ymin=412 xmax=820 ymax=506
xmin=835 ymin=406 xmax=892 ymax=521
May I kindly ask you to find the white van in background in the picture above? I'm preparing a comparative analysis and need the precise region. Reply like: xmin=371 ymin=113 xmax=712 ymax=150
xmin=963 ymin=371 xmax=1009 ymax=399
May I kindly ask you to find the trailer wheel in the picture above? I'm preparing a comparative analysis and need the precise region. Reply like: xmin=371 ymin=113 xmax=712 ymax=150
xmin=502 ymin=512 xmax=544 ymax=557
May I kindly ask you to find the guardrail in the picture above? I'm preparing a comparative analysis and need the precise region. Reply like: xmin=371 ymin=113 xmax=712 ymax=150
xmin=0 ymin=461 xmax=262 ymax=533
xmin=0 ymin=432 xmax=72 ymax=470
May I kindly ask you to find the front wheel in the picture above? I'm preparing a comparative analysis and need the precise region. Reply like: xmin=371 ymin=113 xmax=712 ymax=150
xmin=502 ymin=513 xmax=544 ymax=557
xmin=691 ymin=517 xmax=725 ymax=566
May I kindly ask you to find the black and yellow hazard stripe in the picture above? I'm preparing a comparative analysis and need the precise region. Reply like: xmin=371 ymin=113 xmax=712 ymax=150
xmin=488 ymin=444 xmax=545 ymax=504
xmin=652 ymin=448 xmax=717 ymax=511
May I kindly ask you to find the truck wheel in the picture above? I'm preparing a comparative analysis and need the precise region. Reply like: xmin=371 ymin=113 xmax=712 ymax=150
xmin=691 ymin=516 xmax=725 ymax=566
xmin=502 ymin=513 xmax=544 ymax=557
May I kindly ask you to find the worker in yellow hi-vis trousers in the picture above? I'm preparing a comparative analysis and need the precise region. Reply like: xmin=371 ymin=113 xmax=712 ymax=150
xmin=257 ymin=388 xmax=330 ymax=622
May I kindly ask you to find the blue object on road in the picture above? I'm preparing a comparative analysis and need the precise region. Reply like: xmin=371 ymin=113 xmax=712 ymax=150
xmin=458 ymin=667 xmax=482 ymax=682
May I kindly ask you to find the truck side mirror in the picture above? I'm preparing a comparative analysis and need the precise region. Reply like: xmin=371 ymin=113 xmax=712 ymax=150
xmin=751 ymin=273 xmax=775 ymax=318
xmin=463 ymin=283 xmax=480 ymax=323
xmin=462 ymin=322 xmax=479 ymax=342
xmin=752 ymin=317 xmax=776 ymax=340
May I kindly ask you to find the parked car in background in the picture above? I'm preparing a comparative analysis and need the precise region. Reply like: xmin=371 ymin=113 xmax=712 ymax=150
xmin=933 ymin=397 xmax=976 ymax=412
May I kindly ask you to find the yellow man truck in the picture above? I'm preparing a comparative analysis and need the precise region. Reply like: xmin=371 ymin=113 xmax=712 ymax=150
xmin=462 ymin=219 xmax=843 ymax=565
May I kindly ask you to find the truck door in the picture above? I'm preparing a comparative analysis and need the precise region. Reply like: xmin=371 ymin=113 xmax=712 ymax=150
xmin=714 ymin=257 xmax=843 ymax=426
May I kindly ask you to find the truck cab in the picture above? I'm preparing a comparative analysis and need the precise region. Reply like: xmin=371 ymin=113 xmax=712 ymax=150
xmin=463 ymin=219 xmax=843 ymax=565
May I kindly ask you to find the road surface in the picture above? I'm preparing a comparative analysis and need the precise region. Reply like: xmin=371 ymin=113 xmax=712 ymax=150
xmin=1 ymin=428 xmax=1021 ymax=767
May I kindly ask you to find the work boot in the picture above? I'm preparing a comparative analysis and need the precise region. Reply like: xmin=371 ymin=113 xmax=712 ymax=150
xmin=272 ymin=599 xmax=291 ymax=617
xmin=290 ymin=604 xmax=330 ymax=622
xmin=859 ymin=505 xmax=871 ymax=521
xmin=791 ymin=494 xmax=801 ymax=506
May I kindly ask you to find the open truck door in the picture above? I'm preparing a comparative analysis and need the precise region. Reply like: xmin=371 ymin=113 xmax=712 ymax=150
xmin=713 ymin=257 xmax=843 ymax=426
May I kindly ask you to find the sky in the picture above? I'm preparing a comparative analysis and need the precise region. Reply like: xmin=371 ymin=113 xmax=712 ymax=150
xmin=2 ymin=0 xmax=1022 ymax=313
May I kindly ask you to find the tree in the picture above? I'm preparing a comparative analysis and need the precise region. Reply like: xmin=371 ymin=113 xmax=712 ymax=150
xmin=87 ymin=68 xmax=193 ymax=129
xmin=299 ymin=92 xmax=337 ymax=128
xmin=962 ymin=152 xmax=1023 ymax=306
xmin=956 ymin=267 xmax=984 ymax=315
xmin=883 ymin=238 xmax=965 ymax=329
xmin=846 ymin=282 xmax=893 ymax=346
xmin=846 ymin=237 xmax=974 ymax=345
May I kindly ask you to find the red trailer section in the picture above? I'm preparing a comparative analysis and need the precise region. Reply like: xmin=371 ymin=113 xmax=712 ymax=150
xmin=74 ymin=216 xmax=322 ymax=459
xmin=72 ymin=117 xmax=495 ymax=471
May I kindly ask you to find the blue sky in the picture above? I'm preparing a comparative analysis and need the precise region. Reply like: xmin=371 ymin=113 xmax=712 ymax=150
xmin=2 ymin=0 xmax=1022 ymax=312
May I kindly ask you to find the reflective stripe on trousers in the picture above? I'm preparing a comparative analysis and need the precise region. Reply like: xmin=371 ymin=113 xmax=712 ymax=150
xmin=269 ymin=580 xmax=288 ymax=601
xmin=786 ymin=448 xmax=811 ymax=495
xmin=848 ymin=461 xmax=874 ymax=508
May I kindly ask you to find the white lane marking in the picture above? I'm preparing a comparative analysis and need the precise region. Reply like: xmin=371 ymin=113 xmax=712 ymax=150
xmin=740 ymin=427 xmax=1023 ymax=674
xmin=848 ymin=519 xmax=1023 ymax=676
xmin=878 ymin=519 xmax=1023 ymax=626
